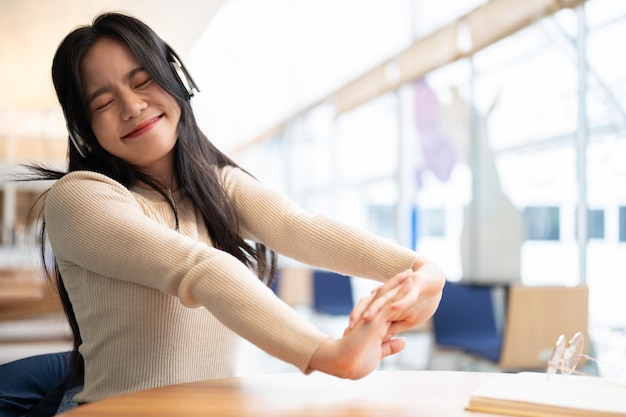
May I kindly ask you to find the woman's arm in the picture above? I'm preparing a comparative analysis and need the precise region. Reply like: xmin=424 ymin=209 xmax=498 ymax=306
xmin=44 ymin=171 xmax=404 ymax=379
xmin=221 ymin=167 xmax=417 ymax=282
xmin=222 ymin=167 xmax=446 ymax=334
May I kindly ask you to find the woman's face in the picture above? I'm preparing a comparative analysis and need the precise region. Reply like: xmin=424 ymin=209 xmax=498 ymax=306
xmin=79 ymin=37 xmax=181 ymax=179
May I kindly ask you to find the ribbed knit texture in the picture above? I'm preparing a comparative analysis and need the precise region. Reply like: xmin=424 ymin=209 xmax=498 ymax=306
xmin=44 ymin=167 xmax=417 ymax=403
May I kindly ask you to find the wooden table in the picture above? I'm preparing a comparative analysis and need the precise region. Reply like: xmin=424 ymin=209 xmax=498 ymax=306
xmin=0 ymin=269 xmax=63 ymax=321
xmin=58 ymin=370 xmax=503 ymax=417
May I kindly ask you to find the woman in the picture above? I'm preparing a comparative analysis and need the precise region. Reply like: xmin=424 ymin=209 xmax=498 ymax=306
xmin=25 ymin=12 xmax=444 ymax=412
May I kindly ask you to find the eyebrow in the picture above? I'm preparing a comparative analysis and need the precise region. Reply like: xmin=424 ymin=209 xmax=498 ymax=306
xmin=86 ymin=66 xmax=147 ymax=104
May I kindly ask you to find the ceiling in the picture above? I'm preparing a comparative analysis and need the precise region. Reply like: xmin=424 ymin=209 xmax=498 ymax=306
xmin=0 ymin=0 xmax=224 ymax=108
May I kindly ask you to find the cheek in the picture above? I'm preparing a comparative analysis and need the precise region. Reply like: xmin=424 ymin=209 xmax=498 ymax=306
xmin=168 ymin=105 xmax=182 ymax=140
xmin=89 ymin=119 xmax=103 ymax=139
xmin=90 ymin=116 xmax=116 ymax=149
xmin=170 ymin=99 xmax=182 ymax=124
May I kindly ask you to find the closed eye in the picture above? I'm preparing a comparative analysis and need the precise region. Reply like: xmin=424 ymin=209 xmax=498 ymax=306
xmin=93 ymin=100 xmax=114 ymax=111
xmin=135 ymin=77 xmax=153 ymax=89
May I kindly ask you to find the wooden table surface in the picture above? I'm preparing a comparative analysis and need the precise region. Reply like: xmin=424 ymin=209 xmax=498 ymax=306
xmin=58 ymin=370 xmax=504 ymax=417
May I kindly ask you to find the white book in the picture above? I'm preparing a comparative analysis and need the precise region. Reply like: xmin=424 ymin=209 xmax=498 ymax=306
xmin=466 ymin=372 xmax=626 ymax=417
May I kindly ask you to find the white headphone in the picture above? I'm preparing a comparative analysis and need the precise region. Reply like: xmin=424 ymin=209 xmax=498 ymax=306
xmin=67 ymin=121 xmax=92 ymax=158
xmin=169 ymin=52 xmax=199 ymax=98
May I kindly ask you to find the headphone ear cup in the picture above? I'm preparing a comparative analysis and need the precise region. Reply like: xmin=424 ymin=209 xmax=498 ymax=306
xmin=170 ymin=54 xmax=198 ymax=98
xmin=67 ymin=122 xmax=92 ymax=158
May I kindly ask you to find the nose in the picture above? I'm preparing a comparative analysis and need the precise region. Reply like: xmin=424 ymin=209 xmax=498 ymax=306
xmin=119 ymin=90 xmax=147 ymax=120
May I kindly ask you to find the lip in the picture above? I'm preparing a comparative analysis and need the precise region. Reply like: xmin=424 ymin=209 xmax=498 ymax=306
xmin=122 ymin=115 xmax=163 ymax=139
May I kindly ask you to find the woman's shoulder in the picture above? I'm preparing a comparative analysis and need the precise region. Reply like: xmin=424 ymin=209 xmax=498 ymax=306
xmin=48 ymin=171 xmax=131 ymax=202
xmin=217 ymin=165 xmax=257 ymax=189
xmin=52 ymin=170 xmax=126 ymax=188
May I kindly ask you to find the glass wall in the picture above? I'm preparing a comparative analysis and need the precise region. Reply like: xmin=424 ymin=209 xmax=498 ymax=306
xmin=582 ymin=0 xmax=626 ymax=328
xmin=471 ymin=8 xmax=581 ymax=287
xmin=411 ymin=1 xmax=626 ymax=327
xmin=192 ymin=0 xmax=626 ymax=330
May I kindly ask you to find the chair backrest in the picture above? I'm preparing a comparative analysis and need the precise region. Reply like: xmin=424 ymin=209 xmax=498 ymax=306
xmin=275 ymin=268 xmax=313 ymax=307
xmin=0 ymin=351 xmax=73 ymax=416
xmin=432 ymin=280 xmax=506 ymax=362
xmin=312 ymin=270 xmax=354 ymax=316
xmin=498 ymin=285 xmax=589 ymax=370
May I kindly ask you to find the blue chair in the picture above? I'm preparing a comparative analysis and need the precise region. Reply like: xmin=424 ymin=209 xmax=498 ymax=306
xmin=0 ymin=351 xmax=79 ymax=417
xmin=432 ymin=281 xmax=506 ymax=362
xmin=312 ymin=270 xmax=354 ymax=316
xmin=269 ymin=271 xmax=280 ymax=295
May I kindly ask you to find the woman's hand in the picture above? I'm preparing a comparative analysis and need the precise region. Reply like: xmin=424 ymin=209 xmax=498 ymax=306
xmin=347 ymin=258 xmax=445 ymax=341
xmin=307 ymin=291 xmax=406 ymax=380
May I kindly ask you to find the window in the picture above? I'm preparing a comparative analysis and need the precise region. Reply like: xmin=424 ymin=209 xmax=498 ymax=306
xmin=575 ymin=208 xmax=606 ymax=240
xmin=367 ymin=204 xmax=396 ymax=241
xmin=419 ymin=208 xmax=446 ymax=237
xmin=619 ymin=206 xmax=626 ymax=242
xmin=524 ymin=206 xmax=560 ymax=241
xmin=588 ymin=209 xmax=605 ymax=240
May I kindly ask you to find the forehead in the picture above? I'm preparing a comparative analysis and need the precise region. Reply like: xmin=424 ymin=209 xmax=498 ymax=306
xmin=79 ymin=37 xmax=141 ymax=90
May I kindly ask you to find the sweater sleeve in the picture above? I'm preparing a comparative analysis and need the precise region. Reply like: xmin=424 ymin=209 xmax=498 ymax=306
xmin=221 ymin=167 xmax=417 ymax=281
xmin=45 ymin=171 xmax=327 ymax=371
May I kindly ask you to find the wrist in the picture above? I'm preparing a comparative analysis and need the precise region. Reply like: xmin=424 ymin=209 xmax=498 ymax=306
xmin=308 ymin=337 xmax=358 ymax=379
xmin=308 ymin=338 xmax=337 ymax=374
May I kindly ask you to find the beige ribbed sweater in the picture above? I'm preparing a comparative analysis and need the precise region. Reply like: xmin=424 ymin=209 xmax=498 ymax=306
xmin=44 ymin=166 xmax=417 ymax=402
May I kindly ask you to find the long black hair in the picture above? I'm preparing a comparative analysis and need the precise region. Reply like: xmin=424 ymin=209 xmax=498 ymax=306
xmin=27 ymin=12 xmax=277 ymax=382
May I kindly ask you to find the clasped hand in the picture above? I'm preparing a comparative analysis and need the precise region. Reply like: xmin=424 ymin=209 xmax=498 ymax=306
xmin=347 ymin=259 xmax=445 ymax=341
xmin=309 ymin=260 xmax=444 ymax=380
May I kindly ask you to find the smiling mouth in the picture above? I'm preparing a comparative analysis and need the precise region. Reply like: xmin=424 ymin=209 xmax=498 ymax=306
xmin=123 ymin=115 xmax=163 ymax=139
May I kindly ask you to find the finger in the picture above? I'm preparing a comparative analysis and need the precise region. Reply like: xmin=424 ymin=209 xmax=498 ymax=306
xmin=361 ymin=286 xmax=401 ymax=322
xmin=360 ymin=273 xmax=411 ymax=322
xmin=362 ymin=277 xmax=413 ymax=321
xmin=347 ymin=294 xmax=375 ymax=330
xmin=387 ymin=320 xmax=411 ymax=337
xmin=390 ymin=277 xmax=419 ymax=311
xmin=381 ymin=337 xmax=406 ymax=358
xmin=375 ymin=269 xmax=412 ymax=294
xmin=382 ymin=329 xmax=397 ymax=343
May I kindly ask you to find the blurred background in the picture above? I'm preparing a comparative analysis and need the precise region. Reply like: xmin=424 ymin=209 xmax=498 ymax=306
xmin=1 ymin=0 xmax=625 ymax=379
